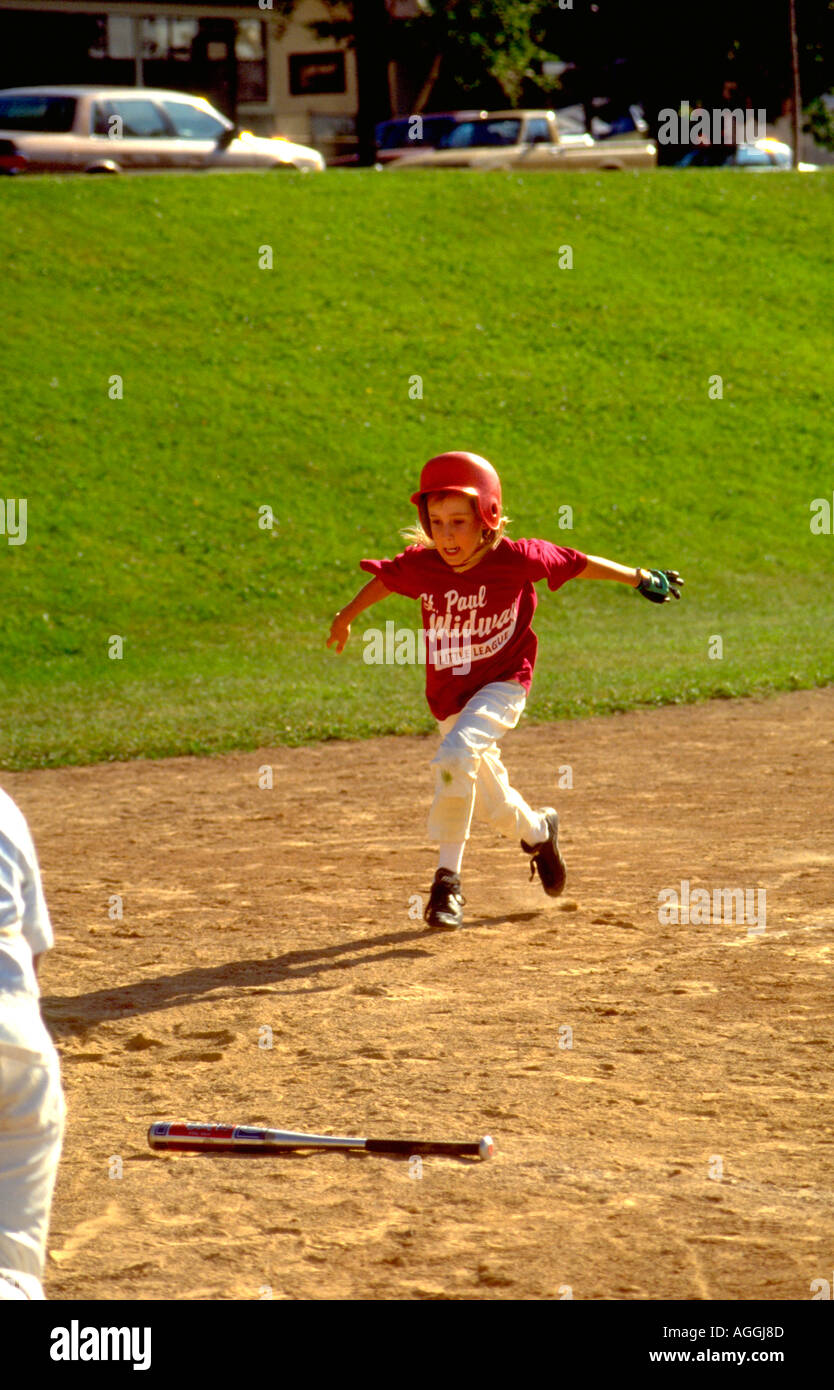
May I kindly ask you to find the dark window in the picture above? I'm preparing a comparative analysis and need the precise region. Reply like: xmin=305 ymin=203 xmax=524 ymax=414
xmin=236 ymin=20 xmax=267 ymax=103
xmin=289 ymin=52 xmax=345 ymax=97
xmin=92 ymin=101 xmax=112 ymax=136
xmin=87 ymin=15 xmax=137 ymax=61
xmin=142 ymin=17 xmax=199 ymax=62
xmin=87 ymin=15 xmax=201 ymax=64
xmin=526 ymin=118 xmax=551 ymax=144
xmin=0 ymin=95 xmax=76 ymax=132
xmin=442 ymin=120 xmax=521 ymax=149
xmin=376 ymin=116 xmax=457 ymax=150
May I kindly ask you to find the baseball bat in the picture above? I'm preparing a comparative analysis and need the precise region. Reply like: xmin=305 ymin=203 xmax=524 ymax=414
xmin=148 ymin=1121 xmax=493 ymax=1159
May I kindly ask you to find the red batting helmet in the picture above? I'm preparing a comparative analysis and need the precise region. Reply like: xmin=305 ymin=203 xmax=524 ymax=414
xmin=411 ymin=452 xmax=502 ymax=533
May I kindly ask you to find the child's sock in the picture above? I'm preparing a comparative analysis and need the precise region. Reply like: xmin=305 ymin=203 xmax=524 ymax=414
xmin=526 ymin=811 xmax=551 ymax=845
xmin=437 ymin=842 xmax=465 ymax=875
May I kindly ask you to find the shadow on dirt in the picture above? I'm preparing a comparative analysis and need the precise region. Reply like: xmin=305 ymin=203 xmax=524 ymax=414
xmin=40 ymin=922 xmax=502 ymax=1036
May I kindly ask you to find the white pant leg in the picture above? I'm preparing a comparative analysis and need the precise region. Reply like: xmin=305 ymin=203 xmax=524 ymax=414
xmin=428 ymin=681 xmax=540 ymax=842
xmin=473 ymin=738 xmax=546 ymax=843
xmin=0 ymin=1046 xmax=65 ymax=1290
xmin=0 ymin=1268 xmax=46 ymax=1299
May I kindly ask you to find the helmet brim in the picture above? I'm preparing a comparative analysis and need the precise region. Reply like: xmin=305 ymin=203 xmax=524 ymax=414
xmin=410 ymin=485 xmax=480 ymax=506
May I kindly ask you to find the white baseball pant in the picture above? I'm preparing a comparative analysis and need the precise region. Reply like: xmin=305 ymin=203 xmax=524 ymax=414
xmin=427 ymin=680 xmax=545 ymax=844
xmin=0 ymin=1044 xmax=65 ymax=1300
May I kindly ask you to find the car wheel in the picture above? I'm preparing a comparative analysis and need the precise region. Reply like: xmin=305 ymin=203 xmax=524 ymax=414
xmin=0 ymin=139 xmax=27 ymax=174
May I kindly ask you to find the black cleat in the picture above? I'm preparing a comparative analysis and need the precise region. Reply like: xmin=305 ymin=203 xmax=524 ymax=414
xmin=520 ymin=809 xmax=566 ymax=898
xmin=424 ymin=868 xmax=465 ymax=930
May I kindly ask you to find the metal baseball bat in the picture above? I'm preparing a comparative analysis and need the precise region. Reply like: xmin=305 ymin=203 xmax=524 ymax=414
xmin=148 ymin=1121 xmax=493 ymax=1159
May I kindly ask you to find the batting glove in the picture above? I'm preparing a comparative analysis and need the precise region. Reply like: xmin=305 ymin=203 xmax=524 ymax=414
xmin=636 ymin=569 xmax=684 ymax=603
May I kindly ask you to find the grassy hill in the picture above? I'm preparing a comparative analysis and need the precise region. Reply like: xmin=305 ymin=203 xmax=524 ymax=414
xmin=1 ymin=166 xmax=832 ymax=769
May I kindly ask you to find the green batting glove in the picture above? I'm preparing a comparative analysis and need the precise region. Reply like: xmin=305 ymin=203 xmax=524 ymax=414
xmin=637 ymin=569 xmax=684 ymax=603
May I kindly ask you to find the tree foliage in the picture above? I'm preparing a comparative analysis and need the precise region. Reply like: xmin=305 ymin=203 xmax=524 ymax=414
xmin=274 ymin=0 xmax=834 ymax=131
xmin=417 ymin=1 xmax=560 ymax=106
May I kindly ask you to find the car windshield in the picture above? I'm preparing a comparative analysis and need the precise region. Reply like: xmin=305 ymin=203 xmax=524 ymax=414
xmin=440 ymin=119 xmax=521 ymax=149
xmin=0 ymin=95 xmax=76 ymax=132
xmin=159 ymin=100 xmax=227 ymax=140
xmin=735 ymin=145 xmax=777 ymax=166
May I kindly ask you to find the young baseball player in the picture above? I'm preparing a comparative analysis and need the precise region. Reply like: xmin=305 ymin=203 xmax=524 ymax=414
xmin=0 ymin=788 xmax=65 ymax=1299
xmin=328 ymin=452 xmax=683 ymax=929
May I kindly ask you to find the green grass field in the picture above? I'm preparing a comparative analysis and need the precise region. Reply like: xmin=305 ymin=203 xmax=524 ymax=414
xmin=1 ymin=167 xmax=832 ymax=769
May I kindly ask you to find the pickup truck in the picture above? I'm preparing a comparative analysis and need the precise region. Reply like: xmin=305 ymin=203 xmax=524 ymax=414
xmin=386 ymin=109 xmax=657 ymax=171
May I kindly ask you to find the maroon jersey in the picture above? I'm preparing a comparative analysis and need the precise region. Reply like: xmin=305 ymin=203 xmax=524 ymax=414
xmin=360 ymin=537 xmax=587 ymax=720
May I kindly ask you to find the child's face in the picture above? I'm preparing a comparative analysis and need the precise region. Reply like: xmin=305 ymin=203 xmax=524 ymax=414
xmin=427 ymin=492 xmax=485 ymax=566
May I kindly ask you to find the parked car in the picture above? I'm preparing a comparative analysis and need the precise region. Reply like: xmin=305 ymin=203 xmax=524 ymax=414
xmin=593 ymin=104 xmax=650 ymax=140
xmin=0 ymin=86 xmax=324 ymax=174
xmin=325 ymin=111 xmax=485 ymax=167
xmin=374 ymin=111 xmax=485 ymax=163
xmin=676 ymin=137 xmax=817 ymax=171
xmin=385 ymin=109 xmax=656 ymax=170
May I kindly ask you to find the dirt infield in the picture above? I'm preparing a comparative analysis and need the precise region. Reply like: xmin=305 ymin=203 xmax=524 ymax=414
xmin=5 ymin=687 xmax=833 ymax=1302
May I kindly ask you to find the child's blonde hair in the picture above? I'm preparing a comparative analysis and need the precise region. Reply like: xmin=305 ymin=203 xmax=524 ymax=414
xmin=400 ymin=490 xmax=510 ymax=552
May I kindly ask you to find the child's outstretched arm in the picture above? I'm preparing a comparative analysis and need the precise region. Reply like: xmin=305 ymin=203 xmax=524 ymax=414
xmin=576 ymin=556 xmax=684 ymax=602
xmin=327 ymin=576 xmax=391 ymax=653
